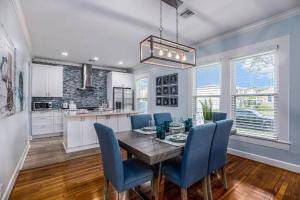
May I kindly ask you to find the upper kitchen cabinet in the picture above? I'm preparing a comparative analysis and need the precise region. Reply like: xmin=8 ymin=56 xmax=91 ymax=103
xmin=32 ymin=64 xmax=63 ymax=97
xmin=107 ymin=72 xmax=133 ymax=88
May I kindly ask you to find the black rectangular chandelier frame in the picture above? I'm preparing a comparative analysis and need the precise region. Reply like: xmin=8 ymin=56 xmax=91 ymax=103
xmin=140 ymin=35 xmax=196 ymax=69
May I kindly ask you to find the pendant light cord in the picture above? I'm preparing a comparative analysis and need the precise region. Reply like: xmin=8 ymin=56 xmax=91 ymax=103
xmin=176 ymin=6 xmax=179 ymax=44
xmin=159 ymin=0 xmax=163 ymax=38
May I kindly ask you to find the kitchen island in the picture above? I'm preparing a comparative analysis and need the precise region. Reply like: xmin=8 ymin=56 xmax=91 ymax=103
xmin=63 ymin=110 xmax=139 ymax=153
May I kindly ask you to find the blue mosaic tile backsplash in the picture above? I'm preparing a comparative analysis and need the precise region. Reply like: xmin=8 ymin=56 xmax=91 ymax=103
xmin=32 ymin=65 xmax=108 ymax=109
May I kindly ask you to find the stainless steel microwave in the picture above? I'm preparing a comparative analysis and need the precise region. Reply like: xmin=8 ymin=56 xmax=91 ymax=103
xmin=32 ymin=102 xmax=52 ymax=110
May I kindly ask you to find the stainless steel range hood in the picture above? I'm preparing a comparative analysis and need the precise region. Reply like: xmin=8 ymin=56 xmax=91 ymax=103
xmin=78 ymin=64 xmax=95 ymax=90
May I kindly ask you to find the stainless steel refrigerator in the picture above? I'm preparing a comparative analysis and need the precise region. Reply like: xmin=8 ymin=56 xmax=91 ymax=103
xmin=113 ymin=87 xmax=134 ymax=110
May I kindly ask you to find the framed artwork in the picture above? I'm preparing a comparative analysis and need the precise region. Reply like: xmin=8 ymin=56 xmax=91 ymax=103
xmin=170 ymin=96 xmax=178 ymax=107
xmin=156 ymin=97 xmax=162 ymax=106
xmin=156 ymin=76 xmax=162 ymax=86
xmin=163 ymin=97 xmax=169 ymax=106
xmin=162 ymin=86 xmax=169 ymax=95
xmin=170 ymin=73 xmax=178 ymax=85
xmin=156 ymin=87 xmax=162 ymax=96
xmin=170 ymin=85 xmax=178 ymax=95
xmin=155 ymin=73 xmax=178 ymax=107
xmin=163 ymin=75 xmax=169 ymax=85
xmin=0 ymin=25 xmax=15 ymax=119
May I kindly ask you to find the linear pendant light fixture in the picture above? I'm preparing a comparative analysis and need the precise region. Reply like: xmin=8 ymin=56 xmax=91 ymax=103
xmin=140 ymin=0 xmax=196 ymax=69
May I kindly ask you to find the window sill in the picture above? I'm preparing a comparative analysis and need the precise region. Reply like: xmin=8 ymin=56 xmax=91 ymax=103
xmin=229 ymin=134 xmax=290 ymax=150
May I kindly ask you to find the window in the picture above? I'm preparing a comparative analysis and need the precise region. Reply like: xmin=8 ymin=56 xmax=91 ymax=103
xmin=135 ymin=76 xmax=149 ymax=113
xmin=193 ymin=63 xmax=221 ymax=121
xmin=231 ymin=51 xmax=278 ymax=140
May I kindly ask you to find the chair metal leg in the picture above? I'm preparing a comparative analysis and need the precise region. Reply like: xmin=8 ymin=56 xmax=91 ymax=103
xmin=207 ymin=175 xmax=213 ymax=200
xmin=181 ymin=188 xmax=187 ymax=200
xmin=202 ymin=177 xmax=209 ymax=200
xmin=103 ymin=177 xmax=109 ymax=200
xmin=222 ymin=166 xmax=228 ymax=190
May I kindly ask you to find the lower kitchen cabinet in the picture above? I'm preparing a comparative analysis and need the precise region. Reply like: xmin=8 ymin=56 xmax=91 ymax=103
xmin=63 ymin=113 xmax=134 ymax=153
xmin=31 ymin=110 xmax=64 ymax=137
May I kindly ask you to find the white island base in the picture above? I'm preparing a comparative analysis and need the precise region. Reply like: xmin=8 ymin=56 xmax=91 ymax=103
xmin=63 ymin=110 xmax=139 ymax=153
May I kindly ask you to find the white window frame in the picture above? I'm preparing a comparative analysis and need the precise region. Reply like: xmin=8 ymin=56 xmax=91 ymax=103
xmin=134 ymin=73 xmax=150 ymax=113
xmin=193 ymin=62 xmax=222 ymax=120
xmin=191 ymin=36 xmax=290 ymax=150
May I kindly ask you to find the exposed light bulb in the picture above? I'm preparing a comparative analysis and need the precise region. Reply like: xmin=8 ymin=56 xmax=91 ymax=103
xmin=159 ymin=49 xmax=164 ymax=56
xmin=61 ymin=51 xmax=68 ymax=57
xmin=167 ymin=51 xmax=172 ymax=58
xmin=175 ymin=53 xmax=180 ymax=60
xmin=182 ymin=54 xmax=187 ymax=61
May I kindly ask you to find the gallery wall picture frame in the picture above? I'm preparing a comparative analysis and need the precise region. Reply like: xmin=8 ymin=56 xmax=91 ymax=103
xmin=156 ymin=97 xmax=162 ymax=106
xmin=156 ymin=76 xmax=162 ymax=86
xmin=156 ymin=86 xmax=162 ymax=96
xmin=155 ymin=73 xmax=178 ymax=107
xmin=170 ymin=85 xmax=178 ymax=95
xmin=170 ymin=96 xmax=178 ymax=107
xmin=169 ymin=73 xmax=178 ymax=85
xmin=163 ymin=75 xmax=169 ymax=85
xmin=162 ymin=86 xmax=169 ymax=95
xmin=163 ymin=97 xmax=169 ymax=106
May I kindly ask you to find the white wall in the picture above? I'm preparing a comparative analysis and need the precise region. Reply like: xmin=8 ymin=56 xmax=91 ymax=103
xmin=132 ymin=64 xmax=190 ymax=119
xmin=0 ymin=0 xmax=31 ymax=199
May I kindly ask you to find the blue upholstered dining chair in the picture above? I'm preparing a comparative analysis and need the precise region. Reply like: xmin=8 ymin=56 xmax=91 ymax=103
xmin=94 ymin=123 xmax=154 ymax=200
xmin=130 ymin=114 xmax=152 ymax=130
xmin=162 ymin=123 xmax=217 ymax=200
xmin=153 ymin=112 xmax=172 ymax=126
xmin=207 ymin=119 xmax=233 ymax=200
xmin=212 ymin=112 xmax=227 ymax=122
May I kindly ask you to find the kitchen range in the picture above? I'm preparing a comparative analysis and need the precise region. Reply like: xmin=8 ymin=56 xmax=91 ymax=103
xmin=31 ymin=61 xmax=138 ymax=153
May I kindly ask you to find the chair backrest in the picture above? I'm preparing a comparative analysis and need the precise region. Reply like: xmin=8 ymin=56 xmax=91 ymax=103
xmin=208 ymin=119 xmax=233 ymax=174
xmin=130 ymin=114 xmax=152 ymax=130
xmin=180 ymin=123 xmax=216 ymax=188
xmin=153 ymin=112 xmax=172 ymax=126
xmin=94 ymin=123 xmax=124 ymax=191
xmin=212 ymin=112 xmax=227 ymax=122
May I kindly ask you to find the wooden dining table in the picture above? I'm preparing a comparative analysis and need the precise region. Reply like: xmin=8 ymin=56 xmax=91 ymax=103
xmin=116 ymin=128 xmax=237 ymax=200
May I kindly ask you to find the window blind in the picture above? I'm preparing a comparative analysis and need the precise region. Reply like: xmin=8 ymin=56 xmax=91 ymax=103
xmin=230 ymin=51 xmax=279 ymax=140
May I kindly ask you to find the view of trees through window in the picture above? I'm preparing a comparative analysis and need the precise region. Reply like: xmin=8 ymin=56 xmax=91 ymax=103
xmin=231 ymin=51 xmax=277 ymax=139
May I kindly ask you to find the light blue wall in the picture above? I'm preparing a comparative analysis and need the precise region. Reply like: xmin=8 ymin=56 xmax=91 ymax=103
xmin=198 ymin=14 xmax=300 ymax=165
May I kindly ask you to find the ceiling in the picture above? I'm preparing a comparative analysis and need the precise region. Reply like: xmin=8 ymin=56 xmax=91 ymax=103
xmin=20 ymin=0 xmax=300 ymax=68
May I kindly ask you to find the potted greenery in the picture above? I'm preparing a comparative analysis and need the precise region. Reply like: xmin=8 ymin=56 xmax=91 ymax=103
xmin=200 ymin=98 xmax=213 ymax=123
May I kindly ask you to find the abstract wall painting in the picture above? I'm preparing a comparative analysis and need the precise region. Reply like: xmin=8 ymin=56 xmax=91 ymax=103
xmin=14 ymin=48 xmax=26 ymax=112
xmin=0 ymin=24 xmax=26 ymax=119
xmin=0 ymin=25 xmax=15 ymax=118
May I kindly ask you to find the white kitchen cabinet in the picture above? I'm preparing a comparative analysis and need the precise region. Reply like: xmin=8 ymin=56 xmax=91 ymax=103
xmin=106 ymin=115 xmax=118 ymax=132
xmin=82 ymin=116 xmax=98 ymax=145
xmin=32 ymin=65 xmax=48 ymax=97
xmin=117 ymin=114 xmax=132 ymax=132
xmin=48 ymin=66 xmax=63 ymax=97
xmin=66 ymin=117 xmax=83 ymax=148
xmin=32 ymin=110 xmax=64 ymax=136
xmin=32 ymin=64 xmax=63 ymax=97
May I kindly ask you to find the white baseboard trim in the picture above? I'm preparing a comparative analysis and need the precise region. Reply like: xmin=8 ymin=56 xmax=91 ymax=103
xmin=63 ymin=142 xmax=100 ymax=153
xmin=2 ymin=142 xmax=30 ymax=200
xmin=228 ymin=148 xmax=300 ymax=174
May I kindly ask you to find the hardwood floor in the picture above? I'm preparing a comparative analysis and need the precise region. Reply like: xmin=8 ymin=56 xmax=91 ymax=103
xmin=11 ymin=151 xmax=300 ymax=200
xmin=22 ymin=136 xmax=100 ymax=170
